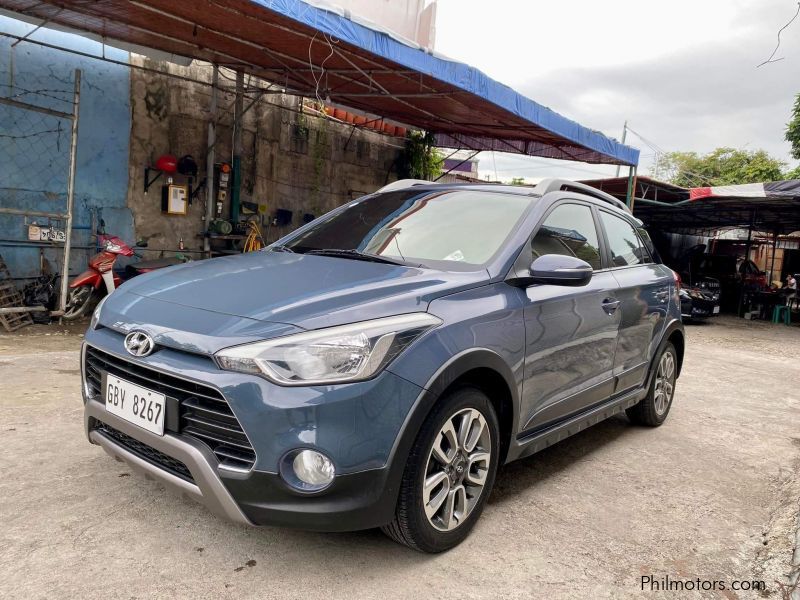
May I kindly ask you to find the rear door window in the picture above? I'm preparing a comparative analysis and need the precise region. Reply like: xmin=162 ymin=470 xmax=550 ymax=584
xmin=599 ymin=211 xmax=648 ymax=267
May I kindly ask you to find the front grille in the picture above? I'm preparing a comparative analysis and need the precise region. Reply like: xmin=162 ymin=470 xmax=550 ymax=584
xmin=85 ymin=346 xmax=256 ymax=470
xmin=94 ymin=420 xmax=194 ymax=483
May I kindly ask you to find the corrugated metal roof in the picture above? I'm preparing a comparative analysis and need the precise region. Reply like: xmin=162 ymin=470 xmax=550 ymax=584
xmin=0 ymin=0 xmax=639 ymax=166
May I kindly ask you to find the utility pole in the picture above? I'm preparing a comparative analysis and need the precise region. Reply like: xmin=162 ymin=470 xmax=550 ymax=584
xmin=615 ymin=120 xmax=627 ymax=178
xmin=203 ymin=65 xmax=218 ymax=258
xmin=231 ymin=70 xmax=244 ymax=224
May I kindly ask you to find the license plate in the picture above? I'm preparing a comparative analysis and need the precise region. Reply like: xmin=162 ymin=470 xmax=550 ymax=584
xmin=713 ymin=306 xmax=720 ymax=314
xmin=104 ymin=374 xmax=166 ymax=436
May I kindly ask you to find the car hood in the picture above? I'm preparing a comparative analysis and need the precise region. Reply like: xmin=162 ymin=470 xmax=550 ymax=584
xmin=102 ymin=251 xmax=487 ymax=349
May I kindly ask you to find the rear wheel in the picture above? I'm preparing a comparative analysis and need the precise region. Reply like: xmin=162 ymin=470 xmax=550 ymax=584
xmin=63 ymin=285 xmax=96 ymax=320
xmin=381 ymin=387 xmax=500 ymax=553
xmin=626 ymin=342 xmax=677 ymax=426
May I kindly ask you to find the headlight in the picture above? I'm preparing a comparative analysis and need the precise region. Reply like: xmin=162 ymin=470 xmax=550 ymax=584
xmin=215 ymin=313 xmax=441 ymax=385
xmin=90 ymin=295 xmax=107 ymax=330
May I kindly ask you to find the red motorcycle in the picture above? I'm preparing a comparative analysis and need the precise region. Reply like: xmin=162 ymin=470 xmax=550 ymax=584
xmin=64 ymin=233 xmax=185 ymax=320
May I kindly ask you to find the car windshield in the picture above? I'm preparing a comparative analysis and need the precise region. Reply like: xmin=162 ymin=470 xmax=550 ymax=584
xmin=282 ymin=189 xmax=533 ymax=268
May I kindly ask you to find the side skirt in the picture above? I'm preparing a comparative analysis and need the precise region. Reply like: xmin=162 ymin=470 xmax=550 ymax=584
xmin=507 ymin=386 xmax=647 ymax=463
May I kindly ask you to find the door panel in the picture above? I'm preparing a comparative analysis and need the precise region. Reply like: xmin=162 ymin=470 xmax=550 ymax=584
xmin=597 ymin=210 xmax=671 ymax=392
xmin=521 ymin=271 xmax=620 ymax=432
xmin=610 ymin=265 xmax=670 ymax=391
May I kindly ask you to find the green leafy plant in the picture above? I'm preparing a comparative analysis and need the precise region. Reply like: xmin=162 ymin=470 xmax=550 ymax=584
xmin=786 ymin=93 xmax=800 ymax=160
xmin=398 ymin=131 xmax=443 ymax=180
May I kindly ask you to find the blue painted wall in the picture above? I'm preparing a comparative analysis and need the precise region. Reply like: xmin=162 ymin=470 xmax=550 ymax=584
xmin=0 ymin=16 xmax=133 ymax=282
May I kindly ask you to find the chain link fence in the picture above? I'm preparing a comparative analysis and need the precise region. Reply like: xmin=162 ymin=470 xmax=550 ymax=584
xmin=0 ymin=65 xmax=80 ymax=313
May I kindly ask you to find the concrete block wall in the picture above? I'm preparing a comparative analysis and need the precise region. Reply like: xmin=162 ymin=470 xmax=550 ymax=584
xmin=125 ymin=56 xmax=403 ymax=256
xmin=1 ymin=18 xmax=404 ymax=283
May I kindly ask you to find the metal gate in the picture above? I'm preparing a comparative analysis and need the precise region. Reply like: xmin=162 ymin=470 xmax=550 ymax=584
xmin=0 ymin=66 xmax=80 ymax=314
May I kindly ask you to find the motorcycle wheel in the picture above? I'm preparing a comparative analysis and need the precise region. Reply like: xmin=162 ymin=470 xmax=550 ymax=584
xmin=63 ymin=285 xmax=97 ymax=320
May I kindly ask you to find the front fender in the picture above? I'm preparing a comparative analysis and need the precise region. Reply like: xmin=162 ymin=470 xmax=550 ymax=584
xmin=70 ymin=269 xmax=102 ymax=289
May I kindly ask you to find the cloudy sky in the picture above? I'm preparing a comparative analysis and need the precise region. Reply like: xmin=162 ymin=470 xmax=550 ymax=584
xmin=434 ymin=0 xmax=800 ymax=182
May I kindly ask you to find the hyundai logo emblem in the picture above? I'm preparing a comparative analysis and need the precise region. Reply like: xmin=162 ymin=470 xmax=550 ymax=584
xmin=124 ymin=331 xmax=155 ymax=357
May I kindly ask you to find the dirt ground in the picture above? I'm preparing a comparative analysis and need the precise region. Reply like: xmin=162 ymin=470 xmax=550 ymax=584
xmin=1 ymin=316 xmax=799 ymax=599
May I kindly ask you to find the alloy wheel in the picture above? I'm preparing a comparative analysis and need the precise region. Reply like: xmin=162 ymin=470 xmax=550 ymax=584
xmin=654 ymin=350 xmax=675 ymax=415
xmin=423 ymin=408 xmax=492 ymax=532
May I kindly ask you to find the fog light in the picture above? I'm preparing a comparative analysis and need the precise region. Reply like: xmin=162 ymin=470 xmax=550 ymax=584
xmin=282 ymin=449 xmax=335 ymax=492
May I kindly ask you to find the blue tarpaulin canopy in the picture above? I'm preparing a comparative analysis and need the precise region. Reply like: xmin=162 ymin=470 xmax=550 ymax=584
xmin=0 ymin=0 xmax=639 ymax=166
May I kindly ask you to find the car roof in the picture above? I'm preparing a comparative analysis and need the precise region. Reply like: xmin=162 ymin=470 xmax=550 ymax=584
xmin=376 ymin=178 xmax=633 ymax=216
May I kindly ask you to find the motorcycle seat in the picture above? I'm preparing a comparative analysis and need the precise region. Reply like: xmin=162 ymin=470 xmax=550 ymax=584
xmin=127 ymin=257 xmax=184 ymax=273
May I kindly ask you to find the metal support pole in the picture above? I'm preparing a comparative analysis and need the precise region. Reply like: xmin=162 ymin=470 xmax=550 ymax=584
xmin=231 ymin=70 xmax=244 ymax=223
xmin=625 ymin=165 xmax=637 ymax=209
xmin=204 ymin=65 xmax=218 ymax=257
xmin=769 ymin=231 xmax=778 ymax=285
xmin=58 ymin=69 xmax=80 ymax=314
xmin=737 ymin=209 xmax=755 ymax=317
xmin=615 ymin=121 xmax=627 ymax=178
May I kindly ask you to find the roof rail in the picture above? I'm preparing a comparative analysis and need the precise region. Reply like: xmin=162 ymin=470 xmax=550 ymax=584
xmin=534 ymin=178 xmax=631 ymax=213
xmin=375 ymin=179 xmax=436 ymax=193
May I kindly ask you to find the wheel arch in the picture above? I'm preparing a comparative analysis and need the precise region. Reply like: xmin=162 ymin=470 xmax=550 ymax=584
xmin=667 ymin=327 xmax=685 ymax=377
xmin=387 ymin=349 xmax=519 ymax=482
xmin=646 ymin=319 xmax=685 ymax=390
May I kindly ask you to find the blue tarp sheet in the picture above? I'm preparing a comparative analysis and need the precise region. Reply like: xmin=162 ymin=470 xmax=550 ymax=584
xmin=250 ymin=0 xmax=639 ymax=166
xmin=0 ymin=0 xmax=639 ymax=166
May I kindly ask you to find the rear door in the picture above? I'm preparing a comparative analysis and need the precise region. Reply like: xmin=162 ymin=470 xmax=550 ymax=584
xmin=597 ymin=210 xmax=671 ymax=393
xmin=519 ymin=201 xmax=621 ymax=433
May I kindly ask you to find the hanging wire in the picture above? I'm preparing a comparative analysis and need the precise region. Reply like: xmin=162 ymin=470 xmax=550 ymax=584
xmin=308 ymin=31 xmax=339 ymax=108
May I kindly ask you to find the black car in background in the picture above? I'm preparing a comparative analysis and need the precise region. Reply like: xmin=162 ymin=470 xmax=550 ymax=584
xmin=678 ymin=281 xmax=721 ymax=320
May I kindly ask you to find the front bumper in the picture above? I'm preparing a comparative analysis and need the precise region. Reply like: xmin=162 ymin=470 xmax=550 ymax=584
xmin=85 ymin=398 xmax=252 ymax=525
xmin=680 ymin=295 xmax=720 ymax=319
xmin=81 ymin=327 xmax=425 ymax=531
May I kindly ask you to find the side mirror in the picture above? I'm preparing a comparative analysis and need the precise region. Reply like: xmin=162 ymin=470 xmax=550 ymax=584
xmin=529 ymin=254 xmax=593 ymax=286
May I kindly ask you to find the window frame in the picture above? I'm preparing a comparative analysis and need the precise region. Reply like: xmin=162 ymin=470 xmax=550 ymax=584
xmin=516 ymin=199 xmax=610 ymax=274
xmin=596 ymin=208 xmax=654 ymax=270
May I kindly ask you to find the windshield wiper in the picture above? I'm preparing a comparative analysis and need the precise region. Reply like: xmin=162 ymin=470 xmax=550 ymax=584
xmin=269 ymin=245 xmax=295 ymax=253
xmin=304 ymin=248 xmax=417 ymax=267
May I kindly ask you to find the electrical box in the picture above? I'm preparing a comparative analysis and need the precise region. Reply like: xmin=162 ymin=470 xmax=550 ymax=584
xmin=162 ymin=184 xmax=188 ymax=215
xmin=213 ymin=163 xmax=232 ymax=218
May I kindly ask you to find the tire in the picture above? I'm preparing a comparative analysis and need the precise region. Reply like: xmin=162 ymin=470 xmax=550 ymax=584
xmin=381 ymin=387 xmax=500 ymax=553
xmin=626 ymin=342 xmax=677 ymax=427
xmin=63 ymin=285 xmax=96 ymax=320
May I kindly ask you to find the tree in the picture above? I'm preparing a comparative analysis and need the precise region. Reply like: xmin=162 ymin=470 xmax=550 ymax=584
xmin=398 ymin=131 xmax=443 ymax=180
xmin=510 ymin=177 xmax=526 ymax=186
xmin=786 ymin=93 xmax=800 ymax=160
xmin=785 ymin=164 xmax=800 ymax=180
xmin=660 ymin=147 xmax=786 ymax=187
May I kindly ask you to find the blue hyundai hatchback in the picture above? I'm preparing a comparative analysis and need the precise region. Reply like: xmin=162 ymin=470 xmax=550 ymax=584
xmin=82 ymin=178 xmax=684 ymax=552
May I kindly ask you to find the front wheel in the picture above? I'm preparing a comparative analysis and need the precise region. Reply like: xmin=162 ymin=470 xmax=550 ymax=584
xmin=63 ymin=285 xmax=97 ymax=320
xmin=381 ymin=387 xmax=500 ymax=553
xmin=626 ymin=342 xmax=678 ymax=426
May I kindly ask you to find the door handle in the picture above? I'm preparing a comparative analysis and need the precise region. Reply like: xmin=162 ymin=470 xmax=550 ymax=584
xmin=601 ymin=298 xmax=621 ymax=315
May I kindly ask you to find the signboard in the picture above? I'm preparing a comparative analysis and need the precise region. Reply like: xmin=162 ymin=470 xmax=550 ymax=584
xmin=28 ymin=225 xmax=66 ymax=242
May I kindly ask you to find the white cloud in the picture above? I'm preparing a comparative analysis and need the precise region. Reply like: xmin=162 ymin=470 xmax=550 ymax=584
xmin=435 ymin=0 xmax=800 ymax=182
